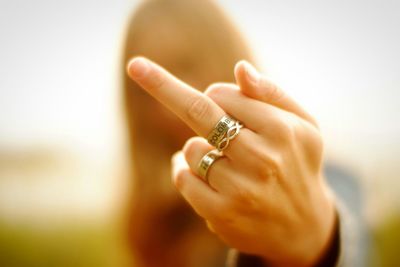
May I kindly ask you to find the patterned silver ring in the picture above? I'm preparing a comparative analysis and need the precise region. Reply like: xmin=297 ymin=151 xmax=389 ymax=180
xmin=216 ymin=121 xmax=243 ymax=151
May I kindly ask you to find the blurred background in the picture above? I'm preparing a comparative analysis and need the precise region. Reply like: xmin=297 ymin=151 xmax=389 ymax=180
xmin=0 ymin=0 xmax=399 ymax=266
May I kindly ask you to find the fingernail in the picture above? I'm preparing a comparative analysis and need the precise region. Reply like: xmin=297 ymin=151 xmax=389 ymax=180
xmin=244 ymin=61 xmax=260 ymax=84
xmin=127 ymin=57 xmax=149 ymax=79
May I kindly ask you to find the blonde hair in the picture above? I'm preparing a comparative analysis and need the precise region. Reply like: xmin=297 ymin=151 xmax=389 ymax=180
xmin=122 ymin=0 xmax=255 ymax=266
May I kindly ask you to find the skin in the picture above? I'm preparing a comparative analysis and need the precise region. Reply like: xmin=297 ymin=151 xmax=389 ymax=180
xmin=126 ymin=57 xmax=337 ymax=267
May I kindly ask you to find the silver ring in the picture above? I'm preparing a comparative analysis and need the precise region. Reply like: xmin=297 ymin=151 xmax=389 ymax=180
xmin=216 ymin=121 xmax=243 ymax=151
xmin=197 ymin=149 xmax=224 ymax=182
xmin=207 ymin=115 xmax=236 ymax=147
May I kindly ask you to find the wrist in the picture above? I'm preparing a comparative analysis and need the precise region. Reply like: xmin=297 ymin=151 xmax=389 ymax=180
xmin=263 ymin=179 xmax=337 ymax=267
xmin=300 ymin=180 xmax=338 ymax=266
xmin=302 ymin=180 xmax=337 ymax=266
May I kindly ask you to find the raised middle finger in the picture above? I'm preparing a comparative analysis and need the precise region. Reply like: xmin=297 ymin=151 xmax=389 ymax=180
xmin=127 ymin=57 xmax=225 ymax=137
xmin=127 ymin=57 xmax=259 ymax=160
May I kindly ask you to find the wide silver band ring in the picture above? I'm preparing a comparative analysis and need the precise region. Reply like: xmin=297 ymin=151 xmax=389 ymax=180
xmin=207 ymin=115 xmax=236 ymax=147
xmin=197 ymin=149 xmax=224 ymax=182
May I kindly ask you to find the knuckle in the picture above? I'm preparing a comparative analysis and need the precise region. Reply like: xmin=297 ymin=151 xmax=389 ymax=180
xmin=273 ymin=115 xmax=296 ymax=145
xmin=299 ymin=122 xmax=324 ymax=165
xmin=282 ymin=120 xmax=296 ymax=140
xmin=262 ymin=79 xmax=285 ymax=103
xmin=313 ymin=130 xmax=324 ymax=152
xmin=185 ymin=95 xmax=212 ymax=122
xmin=249 ymin=145 xmax=282 ymax=180
xmin=149 ymin=68 xmax=166 ymax=90
xmin=182 ymin=137 xmax=200 ymax=160
xmin=259 ymin=165 xmax=280 ymax=182
xmin=308 ymin=114 xmax=320 ymax=129
xmin=312 ymin=133 xmax=324 ymax=162
xmin=231 ymin=185 xmax=258 ymax=211
xmin=259 ymin=112 xmax=295 ymax=145
xmin=204 ymin=83 xmax=226 ymax=99
xmin=172 ymin=168 xmax=187 ymax=190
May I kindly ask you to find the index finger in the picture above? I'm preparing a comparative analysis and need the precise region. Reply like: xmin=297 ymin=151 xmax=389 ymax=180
xmin=127 ymin=57 xmax=225 ymax=137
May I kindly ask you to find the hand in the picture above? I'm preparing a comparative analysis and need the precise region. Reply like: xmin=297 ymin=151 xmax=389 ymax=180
xmin=127 ymin=57 xmax=337 ymax=266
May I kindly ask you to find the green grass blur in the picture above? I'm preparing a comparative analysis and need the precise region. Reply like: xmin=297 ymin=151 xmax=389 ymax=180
xmin=0 ymin=220 xmax=131 ymax=267
xmin=371 ymin=214 xmax=400 ymax=267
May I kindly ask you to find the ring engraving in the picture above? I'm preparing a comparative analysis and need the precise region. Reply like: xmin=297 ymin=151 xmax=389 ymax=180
xmin=207 ymin=115 xmax=235 ymax=146
xmin=197 ymin=149 xmax=223 ymax=182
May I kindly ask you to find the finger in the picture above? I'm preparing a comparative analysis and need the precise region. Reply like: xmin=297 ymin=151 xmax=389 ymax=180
xmin=182 ymin=137 xmax=240 ymax=192
xmin=234 ymin=60 xmax=319 ymax=128
xmin=127 ymin=57 xmax=225 ymax=137
xmin=205 ymin=83 xmax=287 ymax=134
xmin=205 ymin=84 xmax=300 ymax=154
xmin=171 ymin=151 xmax=224 ymax=220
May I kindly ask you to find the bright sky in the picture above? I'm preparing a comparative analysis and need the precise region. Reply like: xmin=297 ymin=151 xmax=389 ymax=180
xmin=0 ymin=0 xmax=399 ymax=224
